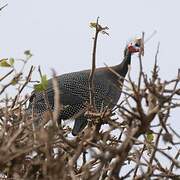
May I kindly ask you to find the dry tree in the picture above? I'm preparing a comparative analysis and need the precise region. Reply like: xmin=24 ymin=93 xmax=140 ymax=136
xmin=0 ymin=19 xmax=179 ymax=180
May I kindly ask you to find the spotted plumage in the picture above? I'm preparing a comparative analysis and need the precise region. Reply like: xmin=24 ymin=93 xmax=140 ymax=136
xmin=28 ymin=41 xmax=141 ymax=135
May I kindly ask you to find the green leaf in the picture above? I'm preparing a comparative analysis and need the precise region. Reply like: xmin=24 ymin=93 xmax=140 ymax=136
xmin=11 ymin=79 xmax=18 ymax=85
xmin=24 ymin=50 xmax=33 ymax=59
xmin=0 ymin=59 xmax=11 ymax=67
xmin=41 ymin=75 xmax=48 ymax=89
xmin=9 ymin=58 xmax=15 ymax=66
xmin=11 ymin=74 xmax=21 ymax=85
xmin=34 ymin=74 xmax=48 ymax=92
xmin=90 ymin=22 xmax=97 ymax=28
xmin=147 ymin=132 xmax=154 ymax=142
xmin=24 ymin=50 xmax=31 ymax=56
xmin=34 ymin=84 xmax=44 ymax=92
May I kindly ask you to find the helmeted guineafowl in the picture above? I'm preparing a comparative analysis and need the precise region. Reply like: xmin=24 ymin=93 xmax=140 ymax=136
xmin=28 ymin=39 xmax=141 ymax=135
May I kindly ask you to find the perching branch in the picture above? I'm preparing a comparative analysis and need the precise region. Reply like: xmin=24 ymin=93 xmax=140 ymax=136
xmin=88 ymin=17 xmax=109 ymax=108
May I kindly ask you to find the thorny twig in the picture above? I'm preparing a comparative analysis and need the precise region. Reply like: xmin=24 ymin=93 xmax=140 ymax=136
xmin=0 ymin=3 xmax=8 ymax=12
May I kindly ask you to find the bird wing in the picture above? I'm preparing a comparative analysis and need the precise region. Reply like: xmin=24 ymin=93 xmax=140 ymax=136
xmin=30 ymin=70 xmax=114 ymax=113
xmin=56 ymin=70 xmax=112 ymax=105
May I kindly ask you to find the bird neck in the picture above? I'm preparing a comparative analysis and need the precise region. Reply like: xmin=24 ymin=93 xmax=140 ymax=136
xmin=112 ymin=51 xmax=132 ymax=78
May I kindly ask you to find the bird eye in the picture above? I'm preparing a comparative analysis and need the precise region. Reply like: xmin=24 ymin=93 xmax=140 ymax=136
xmin=135 ymin=43 xmax=140 ymax=47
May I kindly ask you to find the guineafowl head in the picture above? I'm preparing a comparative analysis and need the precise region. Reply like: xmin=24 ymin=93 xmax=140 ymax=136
xmin=124 ymin=38 xmax=142 ymax=57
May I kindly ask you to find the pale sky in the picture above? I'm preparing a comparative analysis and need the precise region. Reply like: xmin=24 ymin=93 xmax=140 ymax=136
xmin=0 ymin=0 xmax=179 ymax=143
